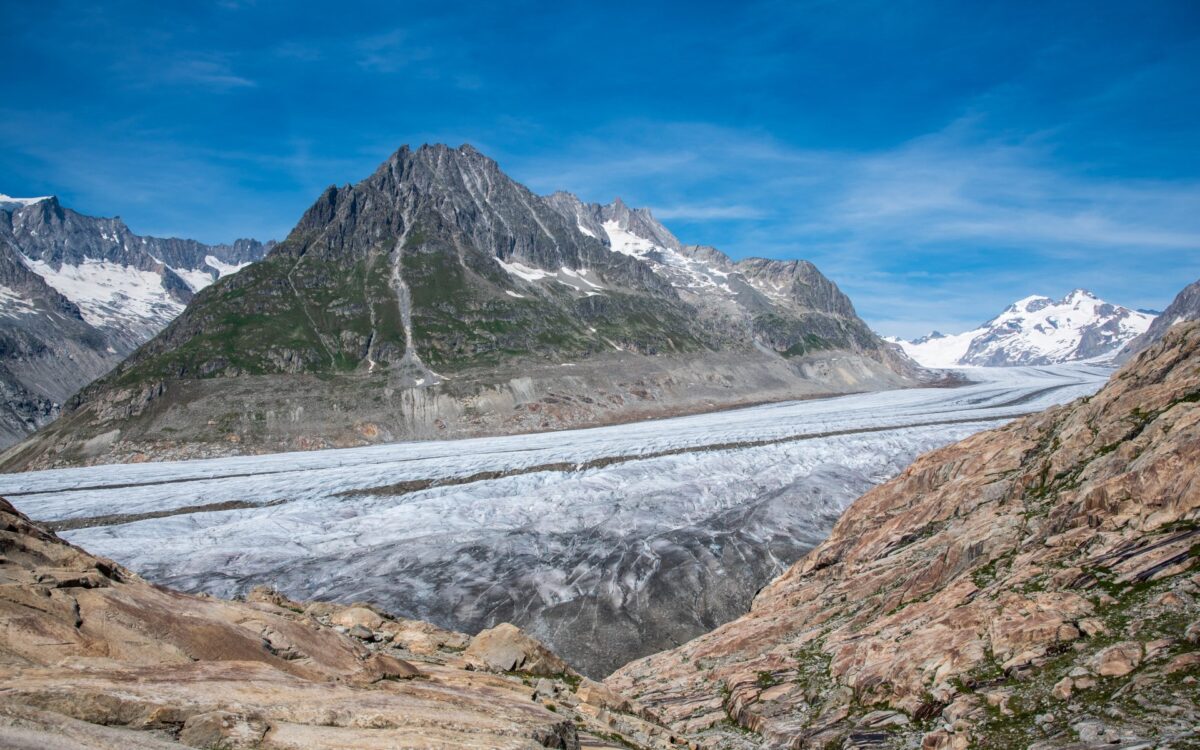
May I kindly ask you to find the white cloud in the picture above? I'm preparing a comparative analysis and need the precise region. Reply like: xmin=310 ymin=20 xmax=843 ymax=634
xmin=653 ymin=204 xmax=765 ymax=220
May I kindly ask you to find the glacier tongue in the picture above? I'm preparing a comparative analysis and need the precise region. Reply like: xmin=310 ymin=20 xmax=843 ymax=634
xmin=1 ymin=363 xmax=1110 ymax=677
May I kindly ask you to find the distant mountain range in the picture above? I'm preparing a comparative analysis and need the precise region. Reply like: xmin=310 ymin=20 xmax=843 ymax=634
xmin=888 ymin=289 xmax=1155 ymax=368
xmin=0 ymin=194 xmax=271 ymax=447
xmin=1 ymin=144 xmax=923 ymax=469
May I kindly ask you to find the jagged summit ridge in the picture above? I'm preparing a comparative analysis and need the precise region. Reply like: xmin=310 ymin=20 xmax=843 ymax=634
xmin=896 ymin=288 xmax=1154 ymax=367
xmin=0 ymin=195 xmax=271 ymax=449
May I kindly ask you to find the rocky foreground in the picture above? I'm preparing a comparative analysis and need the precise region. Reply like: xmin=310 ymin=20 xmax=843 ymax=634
xmin=608 ymin=324 xmax=1200 ymax=749
xmin=0 ymin=496 xmax=688 ymax=750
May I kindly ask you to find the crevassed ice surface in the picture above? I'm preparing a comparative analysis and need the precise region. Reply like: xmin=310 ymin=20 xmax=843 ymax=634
xmin=0 ymin=364 xmax=1111 ymax=676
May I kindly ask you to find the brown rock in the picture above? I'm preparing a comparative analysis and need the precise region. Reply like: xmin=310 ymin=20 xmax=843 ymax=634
xmin=1091 ymin=642 xmax=1143 ymax=677
xmin=576 ymin=678 xmax=634 ymax=714
xmin=1165 ymin=652 xmax=1200 ymax=674
xmin=463 ymin=622 xmax=572 ymax=677
xmin=1051 ymin=676 xmax=1073 ymax=700
xmin=330 ymin=605 xmax=385 ymax=631
xmin=0 ymin=498 xmax=670 ymax=750
xmin=352 ymin=652 xmax=422 ymax=684
xmin=607 ymin=325 xmax=1200 ymax=744
xmin=378 ymin=618 xmax=469 ymax=654
xmin=922 ymin=729 xmax=970 ymax=750
xmin=1185 ymin=619 xmax=1200 ymax=644
xmin=178 ymin=710 xmax=267 ymax=749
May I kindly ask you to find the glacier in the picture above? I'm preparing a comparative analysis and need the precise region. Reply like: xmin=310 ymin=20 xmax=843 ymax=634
xmin=0 ymin=363 xmax=1111 ymax=676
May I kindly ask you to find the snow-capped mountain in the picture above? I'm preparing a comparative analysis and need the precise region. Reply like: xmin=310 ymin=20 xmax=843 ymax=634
xmin=0 ymin=194 xmax=271 ymax=447
xmin=2 ymin=194 xmax=270 ymax=348
xmin=892 ymin=290 xmax=1155 ymax=368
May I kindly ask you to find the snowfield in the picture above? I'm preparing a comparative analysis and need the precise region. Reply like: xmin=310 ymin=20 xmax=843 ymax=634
xmin=896 ymin=290 xmax=1154 ymax=367
xmin=0 ymin=363 xmax=1111 ymax=676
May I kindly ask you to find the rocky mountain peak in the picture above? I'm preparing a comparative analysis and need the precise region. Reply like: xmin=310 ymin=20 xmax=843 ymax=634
xmin=599 ymin=197 xmax=682 ymax=251
xmin=0 ymin=194 xmax=271 ymax=449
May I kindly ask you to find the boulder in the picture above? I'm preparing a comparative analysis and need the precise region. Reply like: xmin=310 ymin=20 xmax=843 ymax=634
xmin=178 ymin=711 xmax=268 ymax=749
xmin=349 ymin=652 xmax=422 ymax=685
xmin=463 ymin=622 xmax=572 ymax=677
xmin=330 ymin=606 xmax=385 ymax=631
xmin=1091 ymin=642 xmax=1143 ymax=677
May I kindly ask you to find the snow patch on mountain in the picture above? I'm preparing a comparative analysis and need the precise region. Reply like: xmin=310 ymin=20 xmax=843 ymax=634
xmin=0 ymin=285 xmax=38 ymax=319
xmin=897 ymin=290 xmax=1155 ymax=367
xmin=603 ymin=220 xmax=661 ymax=258
xmin=495 ymin=257 xmax=606 ymax=296
xmin=600 ymin=220 xmax=742 ymax=298
xmin=888 ymin=330 xmax=977 ymax=369
xmin=171 ymin=266 xmax=216 ymax=293
xmin=21 ymin=256 xmax=186 ymax=334
xmin=203 ymin=254 xmax=253 ymax=279
xmin=495 ymin=257 xmax=553 ymax=282
xmin=0 ymin=194 xmax=51 ymax=210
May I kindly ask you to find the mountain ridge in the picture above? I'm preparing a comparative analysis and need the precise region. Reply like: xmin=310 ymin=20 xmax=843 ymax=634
xmin=893 ymin=289 xmax=1154 ymax=368
xmin=1 ymin=143 xmax=923 ymax=470
xmin=0 ymin=194 xmax=272 ymax=448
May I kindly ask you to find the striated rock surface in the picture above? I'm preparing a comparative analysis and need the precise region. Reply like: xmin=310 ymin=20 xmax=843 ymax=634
xmin=608 ymin=324 xmax=1200 ymax=749
xmin=0 ymin=497 xmax=686 ymax=749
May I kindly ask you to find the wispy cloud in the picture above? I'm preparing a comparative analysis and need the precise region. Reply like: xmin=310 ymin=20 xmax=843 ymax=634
xmin=355 ymin=28 xmax=434 ymax=73
xmin=161 ymin=57 xmax=256 ymax=90
xmin=653 ymin=204 xmax=765 ymax=220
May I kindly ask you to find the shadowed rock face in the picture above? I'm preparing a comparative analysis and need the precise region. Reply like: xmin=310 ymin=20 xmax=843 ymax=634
xmin=2 ymin=144 xmax=922 ymax=470
xmin=1118 ymin=276 xmax=1200 ymax=361
xmin=0 ymin=497 xmax=683 ymax=750
xmin=608 ymin=324 xmax=1200 ymax=749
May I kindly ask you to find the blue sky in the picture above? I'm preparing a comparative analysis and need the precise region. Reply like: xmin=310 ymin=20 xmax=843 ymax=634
xmin=2 ymin=0 xmax=1198 ymax=337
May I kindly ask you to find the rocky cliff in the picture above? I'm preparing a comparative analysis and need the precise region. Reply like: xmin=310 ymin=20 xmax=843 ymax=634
xmin=0 ymin=496 xmax=685 ymax=749
xmin=608 ymin=324 xmax=1200 ymax=749
xmin=1 ymin=145 xmax=922 ymax=469
xmin=1118 ymin=277 xmax=1200 ymax=362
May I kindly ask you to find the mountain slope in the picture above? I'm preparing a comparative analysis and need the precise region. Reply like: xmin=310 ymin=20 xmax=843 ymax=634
xmin=0 ymin=195 xmax=271 ymax=448
xmin=2 ymin=145 xmax=920 ymax=469
xmin=896 ymin=290 xmax=1154 ymax=367
xmin=608 ymin=323 xmax=1200 ymax=749
xmin=0 ymin=497 xmax=677 ymax=750
xmin=545 ymin=193 xmax=888 ymax=359
xmin=1117 ymin=276 xmax=1200 ymax=362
